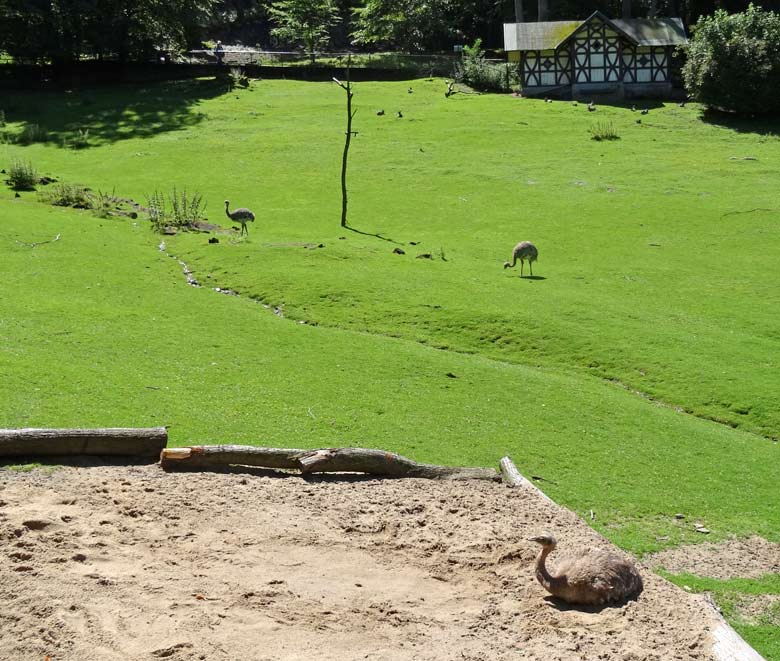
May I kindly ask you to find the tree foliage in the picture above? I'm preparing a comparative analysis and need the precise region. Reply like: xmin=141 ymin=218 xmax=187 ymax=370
xmin=269 ymin=0 xmax=339 ymax=58
xmin=682 ymin=4 xmax=780 ymax=115
xmin=3 ymin=0 xmax=780 ymax=64
xmin=351 ymin=0 xmax=460 ymax=51
xmin=0 ymin=0 xmax=215 ymax=64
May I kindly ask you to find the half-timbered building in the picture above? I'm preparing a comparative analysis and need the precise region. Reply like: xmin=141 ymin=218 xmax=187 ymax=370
xmin=504 ymin=11 xmax=687 ymax=98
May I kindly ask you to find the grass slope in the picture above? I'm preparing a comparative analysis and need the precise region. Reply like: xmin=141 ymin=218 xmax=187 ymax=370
xmin=0 ymin=188 xmax=778 ymax=557
xmin=0 ymin=79 xmax=778 ymax=559
xmin=3 ymin=78 xmax=778 ymax=442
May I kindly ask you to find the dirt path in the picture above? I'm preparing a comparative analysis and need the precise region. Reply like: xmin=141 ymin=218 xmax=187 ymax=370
xmin=0 ymin=464 xmax=718 ymax=660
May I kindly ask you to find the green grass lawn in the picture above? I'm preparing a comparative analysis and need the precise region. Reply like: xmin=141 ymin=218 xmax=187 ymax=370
xmin=1 ymin=76 xmax=779 ymax=653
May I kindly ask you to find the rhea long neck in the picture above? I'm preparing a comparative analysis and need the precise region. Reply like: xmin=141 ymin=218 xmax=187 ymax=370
xmin=534 ymin=544 xmax=561 ymax=592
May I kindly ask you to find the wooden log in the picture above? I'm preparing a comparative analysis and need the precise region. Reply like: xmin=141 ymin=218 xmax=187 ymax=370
xmin=161 ymin=445 xmax=500 ymax=481
xmin=500 ymin=456 xmax=554 ymax=503
xmin=160 ymin=445 xmax=304 ymax=470
xmin=702 ymin=593 xmax=766 ymax=660
xmin=296 ymin=448 xmax=500 ymax=481
xmin=0 ymin=427 xmax=168 ymax=458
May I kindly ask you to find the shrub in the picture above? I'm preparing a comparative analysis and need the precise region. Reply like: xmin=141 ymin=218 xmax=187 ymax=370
xmin=6 ymin=160 xmax=38 ymax=190
xmin=590 ymin=121 xmax=620 ymax=141
xmin=454 ymin=39 xmax=518 ymax=93
xmin=39 ymin=183 xmax=93 ymax=208
xmin=229 ymin=66 xmax=250 ymax=89
xmin=91 ymin=189 xmax=115 ymax=218
xmin=682 ymin=4 xmax=780 ymax=116
xmin=17 ymin=123 xmax=48 ymax=145
xmin=68 ymin=128 xmax=90 ymax=149
xmin=146 ymin=187 xmax=206 ymax=233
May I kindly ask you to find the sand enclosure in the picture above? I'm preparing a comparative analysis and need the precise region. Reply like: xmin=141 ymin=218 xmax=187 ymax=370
xmin=1 ymin=463 xmax=724 ymax=660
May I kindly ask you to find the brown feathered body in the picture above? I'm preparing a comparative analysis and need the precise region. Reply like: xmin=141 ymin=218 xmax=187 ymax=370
xmin=224 ymin=200 xmax=255 ymax=236
xmin=503 ymin=241 xmax=538 ymax=276
xmin=530 ymin=535 xmax=643 ymax=606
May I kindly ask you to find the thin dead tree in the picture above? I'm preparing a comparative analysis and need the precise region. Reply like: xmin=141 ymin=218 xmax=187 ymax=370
xmin=333 ymin=56 xmax=357 ymax=228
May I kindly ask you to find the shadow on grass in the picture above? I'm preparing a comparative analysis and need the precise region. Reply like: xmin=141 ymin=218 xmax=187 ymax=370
xmin=160 ymin=464 xmax=386 ymax=483
xmin=1 ymin=76 xmax=232 ymax=148
xmin=345 ymin=224 xmax=403 ymax=245
xmin=523 ymin=275 xmax=547 ymax=281
xmin=700 ymin=108 xmax=780 ymax=137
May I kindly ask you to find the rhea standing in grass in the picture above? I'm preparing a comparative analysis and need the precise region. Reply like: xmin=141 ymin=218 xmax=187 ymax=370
xmin=504 ymin=241 xmax=538 ymax=277
xmin=224 ymin=200 xmax=255 ymax=236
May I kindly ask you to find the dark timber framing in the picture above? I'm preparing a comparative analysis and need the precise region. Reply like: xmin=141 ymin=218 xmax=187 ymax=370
xmin=505 ymin=11 xmax=685 ymax=99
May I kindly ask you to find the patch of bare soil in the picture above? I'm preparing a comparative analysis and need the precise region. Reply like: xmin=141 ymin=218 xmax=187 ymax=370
xmin=731 ymin=595 xmax=780 ymax=626
xmin=0 ymin=464 xmax=718 ymax=660
xmin=647 ymin=536 xmax=780 ymax=580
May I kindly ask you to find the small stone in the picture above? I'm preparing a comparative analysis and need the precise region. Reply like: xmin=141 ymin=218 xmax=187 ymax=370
xmin=392 ymin=247 xmax=405 ymax=255
xmin=674 ymin=513 xmax=685 ymax=519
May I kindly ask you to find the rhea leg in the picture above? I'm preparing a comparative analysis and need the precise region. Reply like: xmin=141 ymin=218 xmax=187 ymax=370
xmin=529 ymin=261 xmax=533 ymax=276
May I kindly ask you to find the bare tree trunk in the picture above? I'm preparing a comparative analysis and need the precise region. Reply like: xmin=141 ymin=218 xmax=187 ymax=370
xmin=161 ymin=445 xmax=500 ymax=481
xmin=0 ymin=427 xmax=168 ymax=459
xmin=514 ymin=0 xmax=524 ymax=22
xmin=334 ymin=57 xmax=356 ymax=228
xmin=647 ymin=0 xmax=658 ymax=17
xmin=622 ymin=0 xmax=632 ymax=19
xmin=538 ymin=0 xmax=549 ymax=21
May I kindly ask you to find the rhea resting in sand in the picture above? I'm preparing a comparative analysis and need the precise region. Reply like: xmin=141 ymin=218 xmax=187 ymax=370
xmin=503 ymin=241 xmax=538 ymax=277
xmin=529 ymin=534 xmax=643 ymax=605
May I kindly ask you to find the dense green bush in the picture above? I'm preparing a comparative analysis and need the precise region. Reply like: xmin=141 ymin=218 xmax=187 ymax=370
xmin=682 ymin=5 xmax=780 ymax=116
xmin=454 ymin=39 xmax=517 ymax=93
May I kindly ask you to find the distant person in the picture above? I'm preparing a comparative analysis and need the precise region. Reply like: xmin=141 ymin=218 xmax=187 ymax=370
xmin=214 ymin=41 xmax=224 ymax=66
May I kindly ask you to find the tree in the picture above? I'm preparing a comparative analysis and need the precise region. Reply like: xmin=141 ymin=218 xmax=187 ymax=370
xmin=268 ymin=0 xmax=339 ymax=63
xmin=333 ymin=63 xmax=356 ymax=227
xmin=0 ymin=0 xmax=214 ymax=65
xmin=682 ymin=4 xmax=780 ymax=115
xmin=351 ymin=0 xmax=459 ymax=51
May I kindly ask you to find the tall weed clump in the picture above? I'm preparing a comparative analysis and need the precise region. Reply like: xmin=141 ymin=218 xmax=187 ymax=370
xmin=6 ymin=160 xmax=38 ymax=190
xmin=17 ymin=123 xmax=48 ymax=145
xmin=146 ymin=186 xmax=206 ymax=232
xmin=229 ymin=66 xmax=250 ymax=89
xmin=590 ymin=121 xmax=620 ymax=141
xmin=38 ymin=183 xmax=93 ymax=207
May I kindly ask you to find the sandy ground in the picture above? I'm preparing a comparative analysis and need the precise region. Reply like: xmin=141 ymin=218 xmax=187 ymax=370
xmin=0 ymin=462 xmax=721 ymax=660
xmin=647 ymin=536 xmax=780 ymax=580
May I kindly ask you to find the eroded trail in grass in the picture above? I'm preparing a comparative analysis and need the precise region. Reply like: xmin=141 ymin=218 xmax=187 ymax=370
xmin=178 ymin=235 xmax=774 ymax=449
